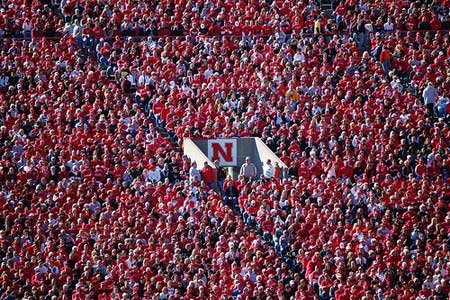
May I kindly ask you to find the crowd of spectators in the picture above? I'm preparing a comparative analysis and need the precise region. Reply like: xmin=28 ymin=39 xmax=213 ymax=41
xmin=1 ymin=0 xmax=450 ymax=40
xmin=0 ymin=0 xmax=450 ymax=300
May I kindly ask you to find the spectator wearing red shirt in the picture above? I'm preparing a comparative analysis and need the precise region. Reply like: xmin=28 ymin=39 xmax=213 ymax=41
xmin=380 ymin=45 xmax=392 ymax=76
xmin=200 ymin=161 xmax=217 ymax=190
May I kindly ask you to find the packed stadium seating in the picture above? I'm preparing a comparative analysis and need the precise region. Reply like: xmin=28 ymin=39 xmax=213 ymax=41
xmin=0 ymin=0 xmax=449 ymax=300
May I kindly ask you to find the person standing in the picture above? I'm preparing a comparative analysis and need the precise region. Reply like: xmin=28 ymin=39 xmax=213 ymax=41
xmin=436 ymin=94 xmax=449 ymax=117
xmin=161 ymin=162 xmax=174 ymax=183
xmin=422 ymin=82 xmax=438 ymax=116
xmin=274 ymin=161 xmax=281 ymax=179
xmin=240 ymin=156 xmax=257 ymax=182
xmin=223 ymin=180 xmax=239 ymax=211
xmin=380 ymin=45 xmax=392 ymax=77
xmin=200 ymin=161 xmax=216 ymax=190
xmin=262 ymin=159 xmax=275 ymax=180
xmin=215 ymin=160 xmax=227 ymax=195
xmin=189 ymin=161 xmax=201 ymax=184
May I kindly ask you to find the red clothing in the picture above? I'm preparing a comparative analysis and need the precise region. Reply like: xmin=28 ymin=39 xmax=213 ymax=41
xmin=201 ymin=165 xmax=216 ymax=184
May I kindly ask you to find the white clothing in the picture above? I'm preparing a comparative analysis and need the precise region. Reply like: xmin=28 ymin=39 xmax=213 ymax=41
xmin=263 ymin=163 xmax=275 ymax=179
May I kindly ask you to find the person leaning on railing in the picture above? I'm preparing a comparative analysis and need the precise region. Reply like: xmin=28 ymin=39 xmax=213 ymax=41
xmin=240 ymin=156 xmax=257 ymax=182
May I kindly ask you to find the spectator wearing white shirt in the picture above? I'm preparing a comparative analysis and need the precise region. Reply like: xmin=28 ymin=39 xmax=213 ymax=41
xmin=311 ymin=101 xmax=323 ymax=115
xmin=22 ymin=18 xmax=32 ymax=38
xmin=147 ymin=164 xmax=162 ymax=183
xmin=138 ymin=67 xmax=152 ymax=87
xmin=391 ymin=78 xmax=403 ymax=93
xmin=422 ymin=82 xmax=438 ymax=116
xmin=240 ymin=156 xmax=257 ymax=182
xmin=72 ymin=19 xmax=82 ymax=38
xmin=204 ymin=66 xmax=213 ymax=81
xmin=383 ymin=18 xmax=394 ymax=31
xmin=436 ymin=95 xmax=449 ymax=117
xmin=262 ymin=159 xmax=275 ymax=180
xmin=293 ymin=49 xmax=305 ymax=63
xmin=146 ymin=36 xmax=156 ymax=49
xmin=189 ymin=161 xmax=201 ymax=184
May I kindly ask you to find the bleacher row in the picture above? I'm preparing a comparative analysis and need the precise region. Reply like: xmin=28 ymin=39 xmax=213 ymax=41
xmin=0 ymin=0 xmax=449 ymax=300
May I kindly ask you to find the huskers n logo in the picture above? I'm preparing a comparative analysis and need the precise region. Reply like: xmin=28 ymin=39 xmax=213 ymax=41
xmin=207 ymin=139 xmax=237 ymax=166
